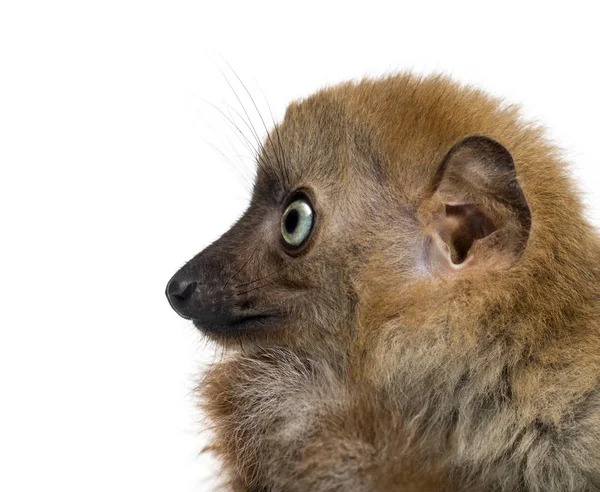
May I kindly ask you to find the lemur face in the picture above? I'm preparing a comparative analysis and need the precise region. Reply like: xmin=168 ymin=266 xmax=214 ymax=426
xmin=165 ymin=97 xmax=388 ymax=349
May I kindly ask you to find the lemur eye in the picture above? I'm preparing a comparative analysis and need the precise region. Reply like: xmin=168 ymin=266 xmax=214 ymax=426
xmin=281 ymin=196 xmax=314 ymax=248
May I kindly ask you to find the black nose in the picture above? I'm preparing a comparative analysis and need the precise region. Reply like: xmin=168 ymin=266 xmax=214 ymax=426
xmin=166 ymin=277 xmax=199 ymax=319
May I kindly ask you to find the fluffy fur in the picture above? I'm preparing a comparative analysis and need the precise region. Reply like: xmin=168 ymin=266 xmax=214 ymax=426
xmin=183 ymin=74 xmax=600 ymax=490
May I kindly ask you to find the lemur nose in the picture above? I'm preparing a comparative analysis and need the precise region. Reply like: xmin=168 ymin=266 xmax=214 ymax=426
xmin=166 ymin=277 xmax=198 ymax=319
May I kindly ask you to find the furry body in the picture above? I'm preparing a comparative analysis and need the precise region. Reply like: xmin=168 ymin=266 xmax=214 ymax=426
xmin=174 ymin=74 xmax=600 ymax=490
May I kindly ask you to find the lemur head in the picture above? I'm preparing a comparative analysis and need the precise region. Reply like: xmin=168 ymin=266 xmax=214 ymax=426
xmin=167 ymin=75 xmax=551 ymax=358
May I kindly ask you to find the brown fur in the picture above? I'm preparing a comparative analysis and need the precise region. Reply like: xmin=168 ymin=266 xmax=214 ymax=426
xmin=187 ymin=74 xmax=600 ymax=490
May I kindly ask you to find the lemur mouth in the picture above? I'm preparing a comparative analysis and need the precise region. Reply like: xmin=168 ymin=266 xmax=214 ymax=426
xmin=166 ymin=271 xmax=283 ymax=337
xmin=192 ymin=311 xmax=281 ymax=337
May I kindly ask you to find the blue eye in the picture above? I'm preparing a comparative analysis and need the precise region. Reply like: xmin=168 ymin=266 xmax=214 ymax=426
xmin=281 ymin=197 xmax=314 ymax=247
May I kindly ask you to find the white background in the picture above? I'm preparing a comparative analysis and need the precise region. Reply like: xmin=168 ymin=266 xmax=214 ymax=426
xmin=1 ymin=1 xmax=599 ymax=491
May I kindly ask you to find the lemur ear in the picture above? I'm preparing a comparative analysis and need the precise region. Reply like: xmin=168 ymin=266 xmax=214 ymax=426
xmin=423 ymin=136 xmax=531 ymax=272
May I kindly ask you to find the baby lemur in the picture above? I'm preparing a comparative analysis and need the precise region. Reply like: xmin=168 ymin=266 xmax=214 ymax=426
xmin=166 ymin=74 xmax=600 ymax=491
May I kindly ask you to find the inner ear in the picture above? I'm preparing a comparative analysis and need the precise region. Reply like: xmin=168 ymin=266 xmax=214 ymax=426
xmin=423 ymin=135 xmax=531 ymax=271
xmin=443 ymin=204 xmax=497 ymax=264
